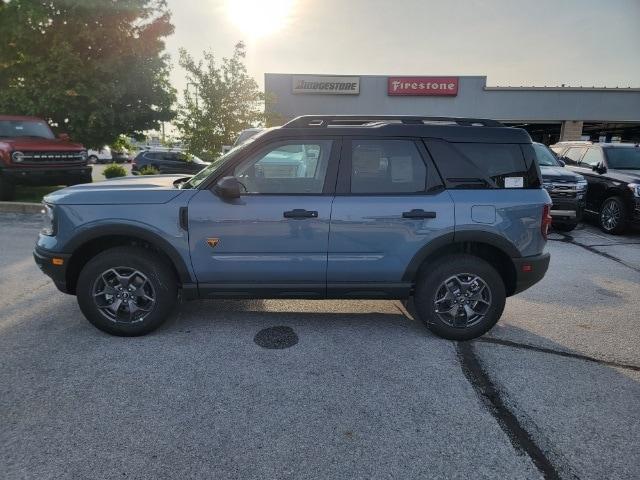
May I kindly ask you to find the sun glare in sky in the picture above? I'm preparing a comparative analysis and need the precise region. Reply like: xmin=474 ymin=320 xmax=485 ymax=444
xmin=226 ymin=0 xmax=295 ymax=39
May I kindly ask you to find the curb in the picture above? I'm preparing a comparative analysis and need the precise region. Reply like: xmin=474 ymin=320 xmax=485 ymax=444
xmin=0 ymin=201 xmax=43 ymax=214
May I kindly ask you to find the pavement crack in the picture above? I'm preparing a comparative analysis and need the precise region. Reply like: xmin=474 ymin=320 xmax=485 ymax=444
xmin=457 ymin=341 xmax=562 ymax=480
xmin=479 ymin=336 xmax=640 ymax=372
xmin=549 ymin=234 xmax=640 ymax=274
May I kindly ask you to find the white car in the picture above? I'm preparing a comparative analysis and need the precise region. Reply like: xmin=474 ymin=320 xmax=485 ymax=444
xmin=87 ymin=147 xmax=112 ymax=164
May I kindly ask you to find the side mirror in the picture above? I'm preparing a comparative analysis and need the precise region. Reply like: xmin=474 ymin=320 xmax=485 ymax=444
xmin=592 ymin=162 xmax=607 ymax=174
xmin=214 ymin=176 xmax=242 ymax=199
xmin=58 ymin=133 xmax=70 ymax=141
xmin=557 ymin=159 xmax=566 ymax=167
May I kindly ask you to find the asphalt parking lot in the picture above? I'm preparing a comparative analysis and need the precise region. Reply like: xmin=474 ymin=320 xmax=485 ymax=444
xmin=1 ymin=214 xmax=638 ymax=480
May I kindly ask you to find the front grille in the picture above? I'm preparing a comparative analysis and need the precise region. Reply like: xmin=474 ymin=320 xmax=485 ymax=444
xmin=544 ymin=182 xmax=585 ymax=199
xmin=17 ymin=151 xmax=85 ymax=164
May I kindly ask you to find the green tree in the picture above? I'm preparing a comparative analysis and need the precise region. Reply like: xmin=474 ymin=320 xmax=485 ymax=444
xmin=0 ymin=0 xmax=176 ymax=148
xmin=176 ymin=42 xmax=264 ymax=158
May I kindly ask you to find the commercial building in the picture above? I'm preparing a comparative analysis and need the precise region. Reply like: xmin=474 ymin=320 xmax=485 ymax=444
xmin=265 ymin=74 xmax=640 ymax=144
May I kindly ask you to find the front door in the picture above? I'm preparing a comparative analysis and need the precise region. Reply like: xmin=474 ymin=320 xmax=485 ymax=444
xmin=572 ymin=146 xmax=607 ymax=211
xmin=327 ymin=138 xmax=454 ymax=297
xmin=187 ymin=138 xmax=339 ymax=298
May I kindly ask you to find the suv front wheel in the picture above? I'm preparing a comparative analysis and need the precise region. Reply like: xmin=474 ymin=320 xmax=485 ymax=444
xmin=413 ymin=254 xmax=506 ymax=341
xmin=76 ymin=246 xmax=177 ymax=336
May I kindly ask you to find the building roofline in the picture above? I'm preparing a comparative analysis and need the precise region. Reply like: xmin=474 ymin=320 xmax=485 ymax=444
xmin=485 ymin=86 xmax=640 ymax=92
xmin=265 ymin=73 xmax=640 ymax=91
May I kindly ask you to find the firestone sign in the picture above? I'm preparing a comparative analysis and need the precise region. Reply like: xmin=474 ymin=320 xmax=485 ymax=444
xmin=388 ymin=77 xmax=459 ymax=96
xmin=292 ymin=75 xmax=360 ymax=95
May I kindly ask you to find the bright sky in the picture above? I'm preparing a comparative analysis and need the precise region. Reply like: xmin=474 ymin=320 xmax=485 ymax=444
xmin=165 ymin=0 xmax=640 ymax=95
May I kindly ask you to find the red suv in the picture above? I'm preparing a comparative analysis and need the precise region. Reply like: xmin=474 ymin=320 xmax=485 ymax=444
xmin=0 ymin=115 xmax=91 ymax=200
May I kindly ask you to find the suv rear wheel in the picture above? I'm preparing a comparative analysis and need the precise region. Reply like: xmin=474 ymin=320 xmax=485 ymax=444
xmin=599 ymin=196 xmax=628 ymax=235
xmin=413 ymin=254 xmax=506 ymax=341
xmin=76 ymin=246 xmax=177 ymax=336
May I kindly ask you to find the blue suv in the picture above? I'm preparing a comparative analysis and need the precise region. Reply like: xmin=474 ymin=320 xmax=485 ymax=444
xmin=34 ymin=116 xmax=552 ymax=340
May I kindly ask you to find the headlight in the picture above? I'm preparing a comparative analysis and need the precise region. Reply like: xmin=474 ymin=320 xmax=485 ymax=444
xmin=629 ymin=183 xmax=640 ymax=197
xmin=12 ymin=151 xmax=25 ymax=163
xmin=576 ymin=179 xmax=588 ymax=191
xmin=80 ymin=150 xmax=88 ymax=162
xmin=542 ymin=182 xmax=553 ymax=191
xmin=41 ymin=203 xmax=55 ymax=236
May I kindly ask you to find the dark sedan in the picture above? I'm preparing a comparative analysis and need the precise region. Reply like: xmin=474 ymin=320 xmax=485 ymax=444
xmin=132 ymin=150 xmax=210 ymax=175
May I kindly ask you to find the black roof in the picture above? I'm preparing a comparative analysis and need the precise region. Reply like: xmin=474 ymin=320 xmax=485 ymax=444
xmin=264 ymin=115 xmax=532 ymax=143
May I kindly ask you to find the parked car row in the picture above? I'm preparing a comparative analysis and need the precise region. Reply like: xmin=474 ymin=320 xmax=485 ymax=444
xmin=87 ymin=147 xmax=131 ymax=164
xmin=549 ymin=141 xmax=640 ymax=234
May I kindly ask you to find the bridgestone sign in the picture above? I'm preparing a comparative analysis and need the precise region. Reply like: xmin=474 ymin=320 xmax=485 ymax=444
xmin=292 ymin=76 xmax=360 ymax=95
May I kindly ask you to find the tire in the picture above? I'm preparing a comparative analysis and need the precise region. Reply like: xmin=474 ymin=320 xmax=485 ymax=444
xmin=88 ymin=155 xmax=98 ymax=164
xmin=554 ymin=222 xmax=577 ymax=232
xmin=599 ymin=196 xmax=628 ymax=235
xmin=0 ymin=176 xmax=16 ymax=201
xmin=76 ymin=246 xmax=177 ymax=336
xmin=413 ymin=254 xmax=506 ymax=341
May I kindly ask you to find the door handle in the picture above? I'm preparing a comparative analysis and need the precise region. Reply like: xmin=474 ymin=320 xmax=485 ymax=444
xmin=283 ymin=209 xmax=318 ymax=219
xmin=402 ymin=209 xmax=437 ymax=219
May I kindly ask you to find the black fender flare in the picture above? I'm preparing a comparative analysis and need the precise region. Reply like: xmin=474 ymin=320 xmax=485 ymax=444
xmin=65 ymin=223 xmax=194 ymax=284
xmin=402 ymin=230 xmax=520 ymax=282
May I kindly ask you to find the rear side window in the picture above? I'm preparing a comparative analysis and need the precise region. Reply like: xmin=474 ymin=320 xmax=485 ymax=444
xmin=425 ymin=139 xmax=539 ymax=189
xmin=562 ymin=147 xmax=587 ymax=165
xmin=350 ymin=140 xmax=427 ymax=193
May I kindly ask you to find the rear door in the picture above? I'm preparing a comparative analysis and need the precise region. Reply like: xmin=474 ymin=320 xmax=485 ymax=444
xmin=327 ymin=137 xmax=454 ymax=297
xmin=187 ymin=137 xmax=339 ymax=297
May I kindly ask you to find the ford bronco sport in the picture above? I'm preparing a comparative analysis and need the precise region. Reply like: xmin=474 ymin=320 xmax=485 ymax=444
xmin=0 ymin=115 xmax=90 ymax=200
xmin=34 ymin=115 xmax=551 ymax=340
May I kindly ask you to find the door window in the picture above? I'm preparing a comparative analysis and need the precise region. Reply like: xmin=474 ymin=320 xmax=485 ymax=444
xmin=563 ymin=147 xmax=587 ymax=165
xmin=580 ymin=147 xmax=604 ymax=167
xmin=350 ymin=140 xmax=427 ymax=193
xmin=234 ymin=140 xmax=332 ymax=194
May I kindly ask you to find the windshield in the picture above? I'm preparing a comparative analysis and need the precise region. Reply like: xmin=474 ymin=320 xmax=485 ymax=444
xmin=605 ymin=147 xmax=640 ymax=170
xmin=533 ymin=143 xmax=560 ymax=166
xmin=180 ymin=132 xmax=268 ymax=189
xmin=0 ymin=119 xmax=55 ymax=139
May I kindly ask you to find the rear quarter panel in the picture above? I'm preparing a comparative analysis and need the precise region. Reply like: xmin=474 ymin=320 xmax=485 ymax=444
xmin=450 ymin=189 xmax=551 ymax=257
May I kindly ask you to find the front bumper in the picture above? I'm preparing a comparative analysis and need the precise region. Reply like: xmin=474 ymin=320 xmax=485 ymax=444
xmin=33 ymin=246 xmax=71 ymax=294
xmin=1 ymin=166 xmax=91 ymax=186
xmin=549 ymin=196 xmax=585 ymax=224
xmin=512 ymin=252 xmax=550 ymax=295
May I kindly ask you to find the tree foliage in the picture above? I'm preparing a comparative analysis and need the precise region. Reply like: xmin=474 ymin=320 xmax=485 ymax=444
xmin=176 ymin=42 xmax=264 ymax=158
xmin=0 ymin=0 xmax=176 ymax=148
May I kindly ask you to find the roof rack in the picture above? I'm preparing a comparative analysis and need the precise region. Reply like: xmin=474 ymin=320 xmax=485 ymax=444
xmin=283 ymin=115 xmax=503 ymax=128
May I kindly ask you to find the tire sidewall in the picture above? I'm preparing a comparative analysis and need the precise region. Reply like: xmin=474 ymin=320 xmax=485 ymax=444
xmin=414 ymin=254 xmax=506 ymax=341
xmin=76 ymin=247 xmax=177 ymax=336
